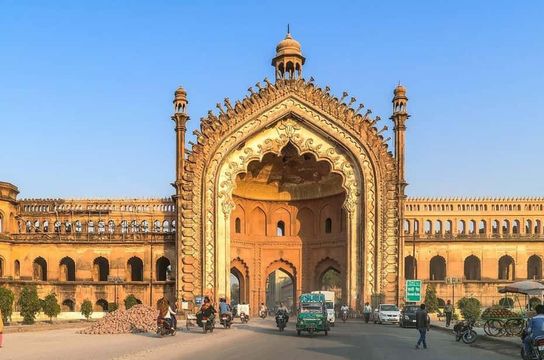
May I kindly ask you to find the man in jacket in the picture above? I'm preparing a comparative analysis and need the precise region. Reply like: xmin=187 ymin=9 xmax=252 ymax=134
xmin=415 ymin=303 xmax=430 ymax=349
xmin=523 ymin=304 xmax=544 ymax=355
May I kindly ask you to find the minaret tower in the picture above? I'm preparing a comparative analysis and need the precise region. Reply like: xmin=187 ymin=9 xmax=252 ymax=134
xmin=391 ymin=84 xmax=409 ymax=300
xmin=172 ymin=86 xmax=189 ymax=302
xmin=271 ymin=27 xmax=305 ymax=81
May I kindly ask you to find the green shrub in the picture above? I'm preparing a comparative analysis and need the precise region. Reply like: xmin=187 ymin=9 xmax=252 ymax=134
xmin=424 ymin=284 xmax=439 ymax=313
xmin=124 ymin=294 xmax=139 ymax=310
xmin=457 ymin=297 xmax=481 ymax=320
xmin=18 ymin=285 xmax=42 ymax=324
xmin=108 ymin=302 xmax=119 ymax=312
xmin=0 ymin=287 xmax=15 ymax=324
xmin=529 ymin=297 xmax=542 ymax=310
xmin=81 ymin=300 xmax=93 ymax=320
xmin=42 ymin=293 xmax=61 ymax=323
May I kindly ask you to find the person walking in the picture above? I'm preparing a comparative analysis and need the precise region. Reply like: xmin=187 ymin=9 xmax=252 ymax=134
xmin=444 ymin=300 xmax=453 ymax=327
xmin=415 ymin=303 xmax=430 ymax=350
xmin=363 ymin=302 xmax=372 ymax=323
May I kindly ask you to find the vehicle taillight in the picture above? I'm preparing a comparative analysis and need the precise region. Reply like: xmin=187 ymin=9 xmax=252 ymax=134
xmin=536 ymin=338 xmax=544 ymax=346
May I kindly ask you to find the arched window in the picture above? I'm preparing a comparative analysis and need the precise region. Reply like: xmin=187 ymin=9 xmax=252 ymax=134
xmin=512 ymin=220 xmax=520 ymax=234
xmin=0 ymin=214 xmax=3 ymax=233
xmin=121 ymin=220 xmax=128 ymax=234
xmin=75 ymin=220 xmax=82 ymax=233
xmin=130 ymin=220 xmax=138 ymax=233
xmin=502 ymin=220 xmax=510 ymax=234
xmin=156 ymin=256 xmax=171 ymax=281
xmin=535 ymin=220 xmax=542 ymax=234
xmin=325 ymin=218 xmax=332 ymax=234
xmin=62 ymin=299 xmax=75 ymax=312
xmin=424 ymin=220 xmax=432 ymax=234
xmin=526 ymin=220 xmax=532 ymax=234
xmin=153 ymin=220 xmax=160 ymax=232
xmin=469 ymin=220 xmax=476 ymax=234
xmin=127 ymin=257 xmax=143 ymax=281
xmin=97 ymin=220 xmax=105 ymax=234
xmin=492 ymin=220 xmax=499 ymax=234
xmin=276 ymin=221 xmax=285 ymax=236
xmin=33 ymin=257 xmax=47 ymax=281
xmin=88 ymin=220 xmax=95 ymax=233
xmin=445 ymin=220 xmax=452 ymax=234
xmin=14 ymin=259 xmax=20 ymax=279
xmin=235 ymin=218 xmax=241 ymax=234
xmin=528 ymin=255 xmax=542 ymax=280
xmin=0 ymin=257 xmax=3 ymax=278
xmin=403 ymin=219 xmax=410 ymax=234
xmin=54 ymin=221 xmax=61 ymax=233
xmin=478 ymin=220 xmax=486 ymax=234
xmin=93 ymin=257 xmax=109 ymax=281
xmin=162 ymin=220 xmax=170 ymax=233
xmin=430 ymin=255 xmax=446 ymax=280
xmin=141 ymin=220 xmax=149 ymax=233
xmin=498 ymin=255 xmax=515 ymax=280
xmin=404 ymin=256 xmax=417 ymax=280
xmin=458 ymin=220 xmax=466 ymax=234
xmin=413 ymin=220 xmax=420 ymax=234
xmin=25 ymin=220 xmax=32 ymax=233
xmin=464 ymin=255 xmax=481 ymax=280
xmin=43 ymin=220 xmax=49 ymax=233
xmin=108 ymin=220 xmax=115 ymax=234
xmin=95 ymin=299 xmax=109 ymax=312
xmin=59 ymin=257 xmax=76 ymax=281
xmin=434 ymin=220 xmax=442 ymax=234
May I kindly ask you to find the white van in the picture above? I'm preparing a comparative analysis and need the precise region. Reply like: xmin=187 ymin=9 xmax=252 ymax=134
xmin=311 ymin=290 xmax=335 ymax=326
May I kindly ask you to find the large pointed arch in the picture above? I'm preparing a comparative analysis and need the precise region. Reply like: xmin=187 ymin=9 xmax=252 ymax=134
xmin=177 ymin=79 xmax=400 ymax=307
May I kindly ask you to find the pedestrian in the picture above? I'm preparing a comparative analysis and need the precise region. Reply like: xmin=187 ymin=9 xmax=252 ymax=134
xmin=0 ymin=308 xmax=4 ymax=348
xmin=415 ymin=303 xmax=430 ymax=350
xmin=444 ymin=300 xmax=453 ymax=327
xmin=363 ymin=302 xmax=372 ymax=323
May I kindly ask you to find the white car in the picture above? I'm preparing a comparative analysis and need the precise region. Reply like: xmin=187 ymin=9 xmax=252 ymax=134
xmin=373 ymin=304 xmax=400 ymax=324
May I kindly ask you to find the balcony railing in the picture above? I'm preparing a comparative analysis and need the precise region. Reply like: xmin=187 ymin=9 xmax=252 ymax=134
xmin=403 ymin=233 xmax=544 ymax=241
xmin=6 ymin=232 xmax=176 ymax=243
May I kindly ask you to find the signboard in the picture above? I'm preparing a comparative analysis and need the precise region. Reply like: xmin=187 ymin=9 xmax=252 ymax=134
xmin=405 ymin=280 xmax=422 ymax=302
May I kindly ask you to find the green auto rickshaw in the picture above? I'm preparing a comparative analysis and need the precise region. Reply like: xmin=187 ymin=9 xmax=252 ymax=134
xmin=296 ymin=293 xmax=330 ymax=336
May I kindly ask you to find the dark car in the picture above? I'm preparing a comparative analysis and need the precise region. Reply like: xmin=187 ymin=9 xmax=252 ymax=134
xmin=399 ymin=305 xmax=419 ymax=328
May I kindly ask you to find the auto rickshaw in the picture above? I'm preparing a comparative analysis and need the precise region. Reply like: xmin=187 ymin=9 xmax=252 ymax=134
xmin=295 ymin=293 xmax=330 ymax=336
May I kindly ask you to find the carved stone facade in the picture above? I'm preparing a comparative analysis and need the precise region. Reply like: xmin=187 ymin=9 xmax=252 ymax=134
xmin=1 ymin=32 xmax=539 ymax=314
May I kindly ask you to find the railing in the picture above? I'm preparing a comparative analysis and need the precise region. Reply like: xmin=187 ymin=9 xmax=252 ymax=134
xmin=6 ymin=232 xmax=176 ymax=243
xmin=403 ymin=233 xmax=544 ymax=241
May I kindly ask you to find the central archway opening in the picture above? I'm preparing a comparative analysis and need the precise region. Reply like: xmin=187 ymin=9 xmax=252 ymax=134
xmin=229 ymin=142 xmax=347 ymax=311
xmin=266 ymin=269 xmax=294 ymax=312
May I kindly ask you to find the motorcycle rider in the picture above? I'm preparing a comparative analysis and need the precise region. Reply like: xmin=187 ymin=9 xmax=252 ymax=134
xmin=157 ymin=297 xmax=177 ymax=331
xmin=340 ymin=303 xmax=349 ymax=320
xmin=197 ymin=296 xmax=217 ymax=327
xmin=219 ymin=297 xmax=233 ymax=324
xmin=363 ymin=302 xmax=372 ymax=323
xmin=523 ymin=304 xmax=544 ymax=355
xmin=275 ymin=302 xmax=290 ymax=326
xmin=260 ymin=302 xmax=267 ymax=318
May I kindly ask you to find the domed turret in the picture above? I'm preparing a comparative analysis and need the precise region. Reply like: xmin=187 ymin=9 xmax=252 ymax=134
xmin=272 ymin=28 xmax=305 ymax=81
xmin=392 ymin=83 xmax=408 ymax=114
xmin=173 ymin=86 xmax=188 ymax=114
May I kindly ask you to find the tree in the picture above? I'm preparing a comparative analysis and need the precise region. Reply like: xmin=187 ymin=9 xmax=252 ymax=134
xmin=108 ymin=302 xmax=119 ymax=312
xmin=457 ymin=297 xmax=481 ymax=320
xmin=42 ymin=293 xmax=61 ymax=323
xmin=18 ymin=285 xmax=41 ymax=324
xmin=529 ymin=297 xmax=542 ymax=310
xmin=0 ymin=287 xmax=15 ymax=324
xmin=124 ymin=294 xmax=139 ymax=310
xmin=424 ymin=284 xmax=439 ymax=313
xmin=80 ymin=300 xmax=93 ymax=320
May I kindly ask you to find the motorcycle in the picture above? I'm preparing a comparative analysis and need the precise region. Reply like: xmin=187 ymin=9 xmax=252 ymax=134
xmin=220 ymin=313 xmax=232 ymax=329
xmin=199 ymin=315 xmax=215 ymax=334
xmin=156 ymin=318 xmax=176 ymax=337
xmin=276 ymin=313 xmax=287 ymax=332
xmin=453 ymin=319 xmax=477 ymax=344
xmin=240 ymin=312 xmax=249 ymax=323
xmin=341 ymin=310 xmax=348 ymax=322
xmin=521 ymin=334 xmax=544 ymax=360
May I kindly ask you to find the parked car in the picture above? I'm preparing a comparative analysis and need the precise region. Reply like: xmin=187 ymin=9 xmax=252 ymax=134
xmin=373 ymin=304 xmax=400 ymax=324
xmin=399 ymin=305 xmax=419 ymax=328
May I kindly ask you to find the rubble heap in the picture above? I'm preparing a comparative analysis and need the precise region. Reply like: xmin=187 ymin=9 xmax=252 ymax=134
xmin=79 ymin=304 xmax=159 ymax=335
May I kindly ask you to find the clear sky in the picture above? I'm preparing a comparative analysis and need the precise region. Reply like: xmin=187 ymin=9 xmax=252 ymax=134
xmin=1 ymin=1 xmax=543 ymax=199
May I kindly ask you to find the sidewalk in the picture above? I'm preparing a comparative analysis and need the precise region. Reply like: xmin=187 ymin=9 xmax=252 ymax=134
xmin=430 ymin=316 xmax=520 ymax=349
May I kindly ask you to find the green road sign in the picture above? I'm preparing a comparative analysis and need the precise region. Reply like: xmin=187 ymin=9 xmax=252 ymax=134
xmin=405 ymin=280 xmax=422 ymax=302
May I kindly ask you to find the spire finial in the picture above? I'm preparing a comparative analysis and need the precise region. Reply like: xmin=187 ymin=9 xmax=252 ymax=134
xmin=287 ymin=24 xmax=290 ymax=34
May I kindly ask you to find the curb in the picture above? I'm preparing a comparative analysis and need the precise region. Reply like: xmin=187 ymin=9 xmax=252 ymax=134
xmin=430 ymin=324 xmax=520 ymax=349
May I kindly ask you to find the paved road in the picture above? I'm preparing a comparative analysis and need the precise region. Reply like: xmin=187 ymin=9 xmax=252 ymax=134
xmin=1 ymin=319 xmax=520 ymax=360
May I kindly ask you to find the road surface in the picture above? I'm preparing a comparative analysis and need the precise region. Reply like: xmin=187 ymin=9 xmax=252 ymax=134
xmin=1 ymin=318 xmax=519 ymax=360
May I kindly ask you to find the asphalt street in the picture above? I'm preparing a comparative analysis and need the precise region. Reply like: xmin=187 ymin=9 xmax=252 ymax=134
xmin=1 ymin=318 xmax=520 ymax=360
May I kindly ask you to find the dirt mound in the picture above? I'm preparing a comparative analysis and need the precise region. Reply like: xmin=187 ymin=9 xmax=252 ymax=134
xmin=79 ymin=304 xmax=159 ymax=334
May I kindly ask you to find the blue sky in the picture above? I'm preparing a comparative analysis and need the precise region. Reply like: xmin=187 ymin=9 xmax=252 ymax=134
xmin=0 ymin=1 xmax=543 ymax=198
